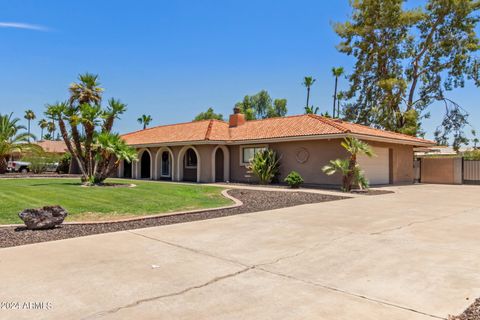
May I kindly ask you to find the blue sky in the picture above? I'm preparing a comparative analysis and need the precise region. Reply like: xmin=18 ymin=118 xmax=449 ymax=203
xmin=0 ymin=0 xmax=478 ymax=142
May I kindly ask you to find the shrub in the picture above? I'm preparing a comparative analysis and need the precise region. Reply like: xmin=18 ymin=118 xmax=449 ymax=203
xmin=57 ymin=153 xmax=72 ymax=173
xmin=463 ymin=150 xmax=480 ymax=160
xmin=284 ymin=171 xmax=304 ymax=188
xmin=248 ymin=149 xmax=280 ymax=184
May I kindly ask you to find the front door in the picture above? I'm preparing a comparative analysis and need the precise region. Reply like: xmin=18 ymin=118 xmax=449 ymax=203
xmin=161 ymin=151 xmax=171 ymax=178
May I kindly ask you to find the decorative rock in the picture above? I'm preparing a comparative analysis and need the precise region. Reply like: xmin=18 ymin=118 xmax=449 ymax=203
xmin=18 ymin=206 xmax=68 ymax=230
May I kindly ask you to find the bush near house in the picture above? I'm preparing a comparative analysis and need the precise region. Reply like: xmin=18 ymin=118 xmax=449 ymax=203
xmin=56 ymin=153 xmax=72 ymax=173
xmin=463 ymin=150 xmax=480 ymax=160
xmin=249 ymin=149 xmax=280 ymax=185
xmin=322 ymin=137 xmax=373 ymax=192
xmin=284 ymin=171 xmax=304 ymax=188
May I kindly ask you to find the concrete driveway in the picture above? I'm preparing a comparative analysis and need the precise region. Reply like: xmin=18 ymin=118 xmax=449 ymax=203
xmin=1 ymin=184 xmax=479 ymax=320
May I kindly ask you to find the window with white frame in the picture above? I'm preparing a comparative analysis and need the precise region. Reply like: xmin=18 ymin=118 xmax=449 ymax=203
xmin=241 ymin=146 xmax=267 ymax=165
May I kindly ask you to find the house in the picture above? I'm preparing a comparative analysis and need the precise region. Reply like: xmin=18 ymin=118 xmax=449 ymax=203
xmin=35 ymin=140 xmax=69 ymax=155
xmin=119 ymin=108 xmax=435 ymax=185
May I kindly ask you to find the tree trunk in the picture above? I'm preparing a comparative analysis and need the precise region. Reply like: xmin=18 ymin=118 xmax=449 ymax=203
xmin=306 ymin=87 xmax=310 ymax=108
xmin=333 ymin=77 xmax=338 ymax=118
xmin=0 ymin=157 xmax=8 ymax=174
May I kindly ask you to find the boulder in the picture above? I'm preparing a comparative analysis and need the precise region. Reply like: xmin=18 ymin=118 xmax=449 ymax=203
xmin=18 ymin=206 xmax=68 ymax=230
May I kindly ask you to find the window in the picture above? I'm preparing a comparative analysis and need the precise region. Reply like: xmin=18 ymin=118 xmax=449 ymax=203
xmin=241 ymin=146 xmax=267 ymax=165
xmin=185 ymin=148 xmax=197 ymax=168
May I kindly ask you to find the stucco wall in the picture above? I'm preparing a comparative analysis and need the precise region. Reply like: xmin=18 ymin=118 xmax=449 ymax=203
xmin=124 ymin=139 xmax=415 ymax=185
xmin=230 ymin=139 xmax=415 ymax=185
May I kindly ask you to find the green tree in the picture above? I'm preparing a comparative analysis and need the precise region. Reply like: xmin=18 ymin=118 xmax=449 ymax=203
xmin=24 ymin=109 xmax=36 ymax=142
xmin=137 ymin=114 xmax=153 ymax=129
xmin=235 ymin=90 xmax=288 ymax=119
xmin=38 ymin=118 xmax=48 ymax=140
xmin=322 ymin=137 xmax=373 ymax=192
xmin=46 ymin=73 xmax=137 ymax=185
xmin=194 ymin=107 xmax=224 ymax=121
xmin=46 ymin=121 xmax=56 ymax=140
xmin=267 ymin=99 xmax=288 ymax=118
xmin=331 ymin=67 xmax=344 ymax=118
xmin=335 ymin=0 xmax=479 ymax=147
xmin=472 ymin=129 xmax=479 ymax=149
xmin=0 ymin=113 xmax=36 ymax=173
xmin=302 ymin=76 xmax=316 ymax=109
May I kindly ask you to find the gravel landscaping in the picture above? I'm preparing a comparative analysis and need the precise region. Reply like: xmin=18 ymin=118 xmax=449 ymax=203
xmin=450 ymin=299 xmax=480 ymax=320
xmin=0 ymin=189 xmax=347 ymax=248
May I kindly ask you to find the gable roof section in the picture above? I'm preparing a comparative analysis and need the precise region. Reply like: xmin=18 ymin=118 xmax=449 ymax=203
xmin=121 ymin=115 xmax=434 ymax=146
xmin=35 ymin=140 xmax=69 ymax=153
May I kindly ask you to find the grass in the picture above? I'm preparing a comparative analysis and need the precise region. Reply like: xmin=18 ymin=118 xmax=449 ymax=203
xmin=0 ymin=178 xmax=232 ymax=224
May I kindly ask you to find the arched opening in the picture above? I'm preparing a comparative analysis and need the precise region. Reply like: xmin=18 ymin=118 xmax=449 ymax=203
xmin=182 ymin=148 xmax=198 ymax=182
xmin=140 ymin=150 xmax=151 ymax=179
xmin=215 ymin=148 xmax=224 ymax=182
xmin=123 ymin=160 xmax=132 ymax=178
xmin=156 ymin=148 xmax=173 ymax=181
xmin=211 ymin=145 xmax=230 ymax=182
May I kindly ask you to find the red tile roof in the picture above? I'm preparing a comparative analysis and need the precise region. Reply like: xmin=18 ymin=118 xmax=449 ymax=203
xmin=36 ymin=140 xmax=69 ymax=153
xmin=121 ymin=115 xmax=434 ymax=146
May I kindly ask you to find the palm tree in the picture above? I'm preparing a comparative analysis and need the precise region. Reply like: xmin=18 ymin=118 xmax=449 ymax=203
xmin=322 ymin=136 xmax=373 ymax=191
xmin=304 ymin=105 xmax=320 ymax=114
xmin=302 ymin=76 xmax=316 ymax=109
xmin=46 ymin=121 xmax=56 ymax=140
xmin=69 ymin=73 xmax=104 ymax=106
xmin=331 ymin=67 xmax=344 ymax=118
xmin=0 ymin=113 xmax=36 ymax=173
xmin=137 ymin=114 xmax=152 ymax=130
xmin=38 ymin=119 xmax=48 ymax=140
xmin=24 ymin=109 xmax=36 ymax=141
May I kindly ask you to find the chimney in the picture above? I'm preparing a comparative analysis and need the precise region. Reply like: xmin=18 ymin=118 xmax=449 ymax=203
xmin=229 ymin=107 xmax=246 ymax=127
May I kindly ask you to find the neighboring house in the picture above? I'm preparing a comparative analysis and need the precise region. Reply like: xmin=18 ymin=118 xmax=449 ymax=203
xmin=119 ymin=108 xmax=435 ymax=185
xmin=414 ymin=145 xmax=472 ymax=157
xmin=35 ymin=140 xmax=69 ymax=155
xmin=7 ymin=140 xmax=68 ymax=161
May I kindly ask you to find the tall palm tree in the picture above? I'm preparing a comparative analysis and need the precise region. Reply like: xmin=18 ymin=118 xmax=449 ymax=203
xmin=137 ymin=114 xmax=152 ymax=130
xmin=47 ymin=121 xmax=56 ymax=140
xmin=0 ymin=113 xmax=36 ymax=173
xmin=331 ymin=67 xmax=344 ymax=118
xmin=24 ymin=109 xmax=36 ymax=141
xmin=38 ymin=119 xmax=48 ymax=140
xmin=302 ymin=76 xmax=316 ymax=109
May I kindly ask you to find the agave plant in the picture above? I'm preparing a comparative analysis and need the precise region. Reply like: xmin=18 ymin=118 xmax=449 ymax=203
xmin=248 ymin=149 xmax=280 ymax=184
xmin=0 ymin=113 xmax=37 ymax=173
xmin=322 ymin=136 xmax=373 ymax=191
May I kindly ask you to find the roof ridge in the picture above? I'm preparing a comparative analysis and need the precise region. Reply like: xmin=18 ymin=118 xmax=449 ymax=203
xmin=345 ymin=121 xmax=431 ymax=142
xmin=307 ymin=114 xmax=350 ymax=133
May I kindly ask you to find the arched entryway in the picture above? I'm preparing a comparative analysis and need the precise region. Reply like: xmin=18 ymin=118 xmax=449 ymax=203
xmin=140 ymin=150 xmax=152 ymax=179
xmin=178 ymin=146 xmax=201 ymax=182
xmin=211 ymin=145 xmax=230 ymax=182
xmin=123 ymin=160 xmax=132 ymax=178
xmin=155 ymin=147 xmax=174 ymax=180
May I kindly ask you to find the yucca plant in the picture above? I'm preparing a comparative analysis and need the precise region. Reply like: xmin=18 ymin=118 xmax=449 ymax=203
xmin=322 ymin=136 xmax=373 ymax=191
xmin=249 ymin=149 xmax=280 ymax=184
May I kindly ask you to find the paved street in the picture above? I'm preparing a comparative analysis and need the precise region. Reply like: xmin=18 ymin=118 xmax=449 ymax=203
xmin=1 ymin=184 xmax=479 ymax=320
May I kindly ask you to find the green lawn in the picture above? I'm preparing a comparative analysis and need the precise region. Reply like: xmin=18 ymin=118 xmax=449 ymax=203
xmin=0 ymin=178 xmax=232 ymax=224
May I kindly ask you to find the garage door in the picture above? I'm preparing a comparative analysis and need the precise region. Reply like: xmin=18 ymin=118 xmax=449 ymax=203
xmin=357 ymin=147 xmax=390 ymax=185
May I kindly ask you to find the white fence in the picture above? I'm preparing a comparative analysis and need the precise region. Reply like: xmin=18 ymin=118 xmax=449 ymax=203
xmin=464 ymin=160 xmax=480 ymax=184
